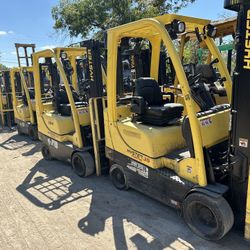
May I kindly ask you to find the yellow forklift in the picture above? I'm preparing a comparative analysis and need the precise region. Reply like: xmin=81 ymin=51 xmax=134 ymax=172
xmin=0 ymin=70 xmax=15 ymax=127
xmin=11 ymin=66 xmax=38 ymax=139
xmin=10 ymin=43 xmax=38 ymax=139
xmin=87 ymin=7 xmax=250 ymax=240
xmin=32 ymin=40 xmax=107 ymax=177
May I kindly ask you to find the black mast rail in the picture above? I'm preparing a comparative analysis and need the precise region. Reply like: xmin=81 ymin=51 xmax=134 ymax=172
xmin=225 ymin=0 xmax=250 ymax=231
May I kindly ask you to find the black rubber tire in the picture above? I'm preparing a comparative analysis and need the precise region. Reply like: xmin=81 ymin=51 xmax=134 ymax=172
xmin=110 ymin=164 xmax=129 ymax=190
xmin=71 ymin=151 xmax=95 ymax=177
xmin=41 ymin=144 xmax=53 ymax=161
xmin=183 ymin=192 xmax=234 ymax=241
xmin=28 ymin=126 xmax=38 ymax=141
xmin=17 ymin=124 xmax=23 ymax=135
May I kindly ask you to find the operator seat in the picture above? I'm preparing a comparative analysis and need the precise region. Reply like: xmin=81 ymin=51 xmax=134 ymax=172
xmin=22 ymin=88 xmax=35 ymax=106
xmin=131 ymin=77 xmax=184 ymax=126
xmin=56 ymin=86 xmax=84 ymax=116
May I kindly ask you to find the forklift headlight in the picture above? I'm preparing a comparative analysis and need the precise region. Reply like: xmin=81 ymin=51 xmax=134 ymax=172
xmin=172 ymin=20 xmax=186 ymax=34
xmin=61 ymin=51 xmax=68 ymax=59
xmin=206 ymin=24 xmax=217 ymax=38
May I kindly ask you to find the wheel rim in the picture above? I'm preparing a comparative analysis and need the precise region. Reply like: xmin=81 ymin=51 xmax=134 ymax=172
xmin=73 ymin=156 xmax=85 ymax=176
xmin=188 ymin=201 xmax=218 ymax=236
xmin=112 ymin=168 xmax=126 ymax=189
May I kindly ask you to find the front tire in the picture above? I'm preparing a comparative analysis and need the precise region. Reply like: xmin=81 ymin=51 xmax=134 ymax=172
xmin=71 ymin=151 xmax=95 ymax=177
xmin=183 ymin=192 xmax=234 ymax=241
xmin=17 ymin=124 xmax=23 ymax=135
xmin=28 ymin=126 xmax=38 ymax=141
xmin=110 ymin=164 xmax=129 ymax=190
xmin=41 ymin=144 xmax=53 ymax=161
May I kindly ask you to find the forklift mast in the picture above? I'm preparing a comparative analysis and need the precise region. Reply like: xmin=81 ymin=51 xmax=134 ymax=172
xmin=224 ymin=0 xmax=250 ymax=238
xmin=15 ymin=43 xmax=36 ymax=67
xmin=226 ymin=0 xmax=250 ymax=160
xmin=2 ymin=71 xmax=11 ymax=96
xmin=125 ymin=48 xmax=151 ymax=79
xmin=14 ymin=71 xmax=22 ymax=95
xmin=0 ymin=70 xmax=14 ymax=127
xmin=3 ymin=71 xmax=14 ymax=113
xmin=80 ymin=40 xmax=104 ymax=98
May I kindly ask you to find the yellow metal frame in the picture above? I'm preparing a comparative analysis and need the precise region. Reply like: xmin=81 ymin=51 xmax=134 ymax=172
xmin=10 ymin=67 xmax=35 ymax=124
xmin=171 ymin=17 xmax=233 ymax=102
xmin=106 ymin=14 xmax=233 ymax=187
xmin=33 ymin=48 xmax=88 ymax=148
xmin=54 ymin=47 xmax=87 ymax=91
xmin=89 ymin=97 xmax=106 ymax=176
xmin=0 ymin=71 xmax=13 ymax=126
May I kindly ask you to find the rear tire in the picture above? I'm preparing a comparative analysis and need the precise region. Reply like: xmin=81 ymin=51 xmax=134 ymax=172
xmin=41 ymin=144 xmax=53 ymax=161
xmin=71 ymin=151 xmax=95 ymax=177
xmin=110 ymin=164 xmax=129 ymax=190
xmin=183 ymin=192 xmax=234 ymax=241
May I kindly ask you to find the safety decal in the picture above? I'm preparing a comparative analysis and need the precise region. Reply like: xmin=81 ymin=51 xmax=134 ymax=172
xmin=200 ymin=118 xmax=212 ymax=127
xmin=127 ymin=161 xmax=149 ymax=179
xmin=19 ymin=121 xmax=26 ymax=127
xmin=48 ymin=138 xmax=58 ymax=149
xmin=78 ymin=109 xmax=89 ymax=115
xmin=239 ymin=138 xmax=248 ymax=148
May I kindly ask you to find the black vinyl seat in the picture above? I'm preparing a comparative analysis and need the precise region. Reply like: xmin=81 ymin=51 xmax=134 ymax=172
xmin=141 ymin=103 xmax=184 ymax=126
xmin=56 ymin=87 xmax=86 ymax=116
xmin=131 ymin=77 xmax=184 ymax=126
xmin=22 ymin=89 xmax=35 ymax=105
xmin=59 ymin=102 xmax=87 ymax=116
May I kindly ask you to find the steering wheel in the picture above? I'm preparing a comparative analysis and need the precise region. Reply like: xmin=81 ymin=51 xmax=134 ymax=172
xmin=188 ymin=73 xmax=202 ymax=86
xmin=44 ymin=85 xmax=53 ymax=94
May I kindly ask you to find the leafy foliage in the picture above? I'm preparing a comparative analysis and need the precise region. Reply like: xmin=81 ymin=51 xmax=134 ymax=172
xmin=0 ymin=63 xmax=8 ymax=71
xmin=183 ymin=40 xmax=200 ymax=64
xmin=52 ymin=0 xmax=196 ymax=38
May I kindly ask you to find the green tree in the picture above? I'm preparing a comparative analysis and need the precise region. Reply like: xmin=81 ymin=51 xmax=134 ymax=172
xmin=0 ymin=63 xmax=8 ymax=71
xmin=52 ymin=0 xmax=196 ymax=38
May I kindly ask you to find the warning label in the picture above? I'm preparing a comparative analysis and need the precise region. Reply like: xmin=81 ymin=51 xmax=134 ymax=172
xmin=239 ymin=138 xmax=248 ymax=148
xmin=126 ymin=161 xmax=149 ymax=179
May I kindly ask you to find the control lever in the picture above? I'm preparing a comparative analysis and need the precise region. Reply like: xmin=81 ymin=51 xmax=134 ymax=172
xmin=214 ymin=76 xmax=226 ymax=86
xmin=210 ymin=58 xmax=219 ymax=66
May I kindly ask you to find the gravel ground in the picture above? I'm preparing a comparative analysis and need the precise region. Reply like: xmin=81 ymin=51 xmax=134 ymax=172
xmin=0 ymin=128 xmax=249 ymax=250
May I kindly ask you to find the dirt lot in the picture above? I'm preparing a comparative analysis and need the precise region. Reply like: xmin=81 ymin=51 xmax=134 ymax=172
xmin=0 ymin=128 xmax=249 ymax=250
